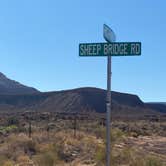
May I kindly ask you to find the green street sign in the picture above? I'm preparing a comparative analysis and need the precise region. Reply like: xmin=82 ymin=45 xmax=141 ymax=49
xmin=79 ymin=42 xmax=141 ymax=56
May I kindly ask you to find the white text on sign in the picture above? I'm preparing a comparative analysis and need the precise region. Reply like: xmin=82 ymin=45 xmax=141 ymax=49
xmin=79 ymin=42 xmax=141 ymax=56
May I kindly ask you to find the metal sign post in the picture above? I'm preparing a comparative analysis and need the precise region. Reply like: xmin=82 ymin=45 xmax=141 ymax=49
xmin=104 ymin=24 xmax=115 ymax=166
xmin=79 ymin=24 xmax=141 ymax=166
xmin=106 ymin=55 xmax=111 ymax=166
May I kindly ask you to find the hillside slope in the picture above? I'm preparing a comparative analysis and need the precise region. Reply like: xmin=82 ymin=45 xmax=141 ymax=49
xmin=0 ymin=72 xmax=164 ymax=116
xmin=0 ymin=72 xmax=39 ymax=95
xmin=0 ymin=87 xmax=160 ymax=118
xmin=146 ymin=103 xmax=166 ymax=113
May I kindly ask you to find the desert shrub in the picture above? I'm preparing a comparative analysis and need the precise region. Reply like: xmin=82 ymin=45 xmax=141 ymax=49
xmin=5 ymin=125 xmax=17 ymax=132
xmin=95 ymin=145 xmax=105 ymax=165
xmin=24 ymin=139 xmax=37 ymax=155
xmin=0 ymin=125 xmax=17 ymax=134
xmin=145 ymin=156 xmax=163 ymax=166
xmin=93 ymin=126 xmax=126 ymax=143
xmin=16 ymin=155 xmax=34 ymax=166
xmin=110 ymin=128 xmax=126 ymax=145
xmin=17 ymin=126 xmax=26 ymax=133
xmin=118 ymin=147 xmax=134 ymax=164
xmin=4 ymin=134 xmax=38 ymax=160
xmin=94 ymin=126 xmax=106 ymax=139
xmin=33 ymin=149 xmax=61 ymax=166
xmin=3 ymin=160 xmax=14 ymax=166
xmin=52 ymin=138 xmax=80 ymax=162
xmin=110 ymin=146 xmax=164 ymax=166
xmin=0 ymin=156 xmax=8 ymax=166
xmin=7 ymin=117 xmax=19 ymax=126
xmin=110 ymin=147 xmax=143 ymax=166
xmin=115 ymin=121 xmax=166 ymax=137
xmin=34 ymin=152 xmax=54 ymax=166
xmin=95 ymin=143 xmax=135 ymax=166
xmin=129 ymin=131 xmax=139 ymax=137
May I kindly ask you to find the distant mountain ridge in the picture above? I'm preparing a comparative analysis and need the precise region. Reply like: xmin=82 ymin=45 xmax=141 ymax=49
xmin=0 ymin=72 xmax=39 ymax=95
xmin=147 ymin=102 xmax=166 ymax=105
xmin=0 ymin=87 xmax=164 ymax=116
xmin=0 ymin=72 xmax=165 ymax=116
xmin=146 ymin=102 xmax=166 ymax=113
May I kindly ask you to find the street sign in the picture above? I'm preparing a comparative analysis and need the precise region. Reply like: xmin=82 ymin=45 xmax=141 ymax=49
xmin=79 ymin=42 xmax=141 ymax=56
xmin=79 ymin=23 xmax=141 ymax=166
xmin=103 ymin=24 xmax=116 ymax=42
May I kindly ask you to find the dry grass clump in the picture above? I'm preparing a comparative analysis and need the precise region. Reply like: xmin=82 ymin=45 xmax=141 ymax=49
xmin=16 ymin=155 xmax=34 ymax=166
xmin=33 ymin=151 xmax=62 ymax=166
xmin=53 ymin=131 xmax=98 ymax=163
xmin=113 ymin=146 xmax=165 ymax=166
xmin=145 ymin=156 xmax=163 ymax=166
xmin=0 ymin=133 xmax=37 ymax=164
xmin=2 ymin=160 xmax=14 ymax=166
xmin=0 ymin=156 xmax=8 ymax=165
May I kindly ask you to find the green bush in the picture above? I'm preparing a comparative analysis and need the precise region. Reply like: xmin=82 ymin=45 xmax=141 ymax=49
xmin=111 ymin=128 xmax=126 ymax=144
xmin=34 ymin=152 xmax=55 ymax=166
xmin=95 ymin=145 xmax=105 ymax=164
xmin=7 ymin=117 xmax=19 ymax=126
xmin=94 ymin=126 xmax=106 ymax=139
xmin=24 ymin=139 xmax=37 ymax=154
xmin=33 ymin=144 xmax=61 ymax=166
xmin=0 ymin=125 xmax=17 ymax=134
xmin=145 ymin=156 xmax=163 ymax=166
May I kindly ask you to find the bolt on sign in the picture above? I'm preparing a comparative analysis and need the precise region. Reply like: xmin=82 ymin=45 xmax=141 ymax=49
xmin=79 ymin=42 xmax=141 ymax=56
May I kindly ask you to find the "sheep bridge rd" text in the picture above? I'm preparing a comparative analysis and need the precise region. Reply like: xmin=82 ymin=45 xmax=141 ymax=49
xmin=79 ymin=42 xmax=141 ymax=56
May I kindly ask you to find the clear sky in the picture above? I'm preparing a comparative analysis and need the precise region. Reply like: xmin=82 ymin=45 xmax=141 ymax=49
xmin=0 ymin=0 xmax=165 ymax=102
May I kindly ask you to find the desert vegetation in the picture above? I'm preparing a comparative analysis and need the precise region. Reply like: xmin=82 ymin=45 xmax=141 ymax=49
xmin=0 ymin=112 xmax=165 ymax=166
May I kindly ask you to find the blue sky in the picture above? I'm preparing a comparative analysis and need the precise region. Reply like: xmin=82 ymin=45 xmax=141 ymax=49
xmin=0 ymin=0 xmax=165 ymax=102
